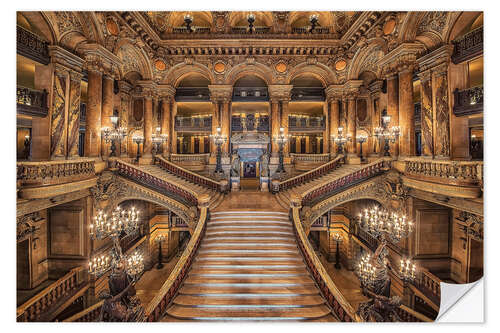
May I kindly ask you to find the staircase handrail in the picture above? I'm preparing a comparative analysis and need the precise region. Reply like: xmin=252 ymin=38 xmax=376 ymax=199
xmin=278 ymin=155 xmax=345 ymax=192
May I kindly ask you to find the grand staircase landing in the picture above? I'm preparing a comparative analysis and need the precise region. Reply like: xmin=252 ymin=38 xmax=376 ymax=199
xmin=162 ymin=211 xmax=337 ymax=322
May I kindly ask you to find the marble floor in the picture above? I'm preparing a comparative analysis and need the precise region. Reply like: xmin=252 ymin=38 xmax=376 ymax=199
xmin=214 ymin=191 xmax=287 ymax=212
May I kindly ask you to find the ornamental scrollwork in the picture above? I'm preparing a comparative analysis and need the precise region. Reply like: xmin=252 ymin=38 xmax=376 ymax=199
xmin=457 ymin=211 xmax=483 ymax=241
xmin=17 ymin=212 xmax=42 ymax=242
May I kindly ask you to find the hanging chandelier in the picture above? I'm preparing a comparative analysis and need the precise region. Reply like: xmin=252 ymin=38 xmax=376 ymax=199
xmin=90 ymin=206 xmax=140 ymax=241
xmin=357 ymin=253 xmax=376 ymax=287
xmin=357 ymin=206 xmax=413 ymax=243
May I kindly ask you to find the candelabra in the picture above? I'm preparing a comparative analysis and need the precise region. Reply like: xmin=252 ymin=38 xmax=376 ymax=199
xmin=374 ymin=109 xmax=400 ymax=157
xmin=247 ymin=13 xmax=255 ymax=32
xmin=273 ymin=127 xmax=290 ymax=174
xmin=133 ymin=135 xmax=144 ymax=163
xmin=155 ymin=234 xmax=165 ymax=270
xmin=210 ymin=127 xmax=227 ymax=176
xmin=102 ymin=115 xmax=127 ymax=157
xmin=333 ymin=232 xmax=343 ymax=269
xmin=151 ymin=127 xmax=168 ymax=158
xmin=331 ymin=127 xmax=352 ymax=155
xmin=184 ymin=14 xmax=193 ymax=32
xmin=356 ymin=134 xmax=368 ymax=163
xmin=88 ymin=205 xmax=143 ymax=280
xmin=399 ymin=257 xmax=416 ymax=283
xmin=357 ymin=253 xmax=376 ymax=288
xmin=357 ymin=206 xmax=413 ymax=244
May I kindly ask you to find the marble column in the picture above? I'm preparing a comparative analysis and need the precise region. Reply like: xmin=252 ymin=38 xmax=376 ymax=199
xmin=160 ymin=96 xmax=171 ymax=158
xmin=143 ymin=94 xmax=153 ymax=157
xmin=346 ymin=96 xmax=357 ymax=156
xmin=118 ymin=81 xmax=132 ymax=158
xmin=433 ymin=63 xmax=451 ymax=159
xmin=329 ymin=98 xmax=340 ymax=154
xmin=67 ymin=71 xmax=82 ymax=158
xmin=281 ymin=100 xmax=290 ymax=155
xmin=340 ymin=98 xmax=348 ymax=129
xmin=271 ymin=100 xmax=280 ymax=156
xmin=220 ymin=101 xmax=231 ymax=154
xmin=171 ymin=102 xmax=178 ymax=154
xmin=101 ymin=75 xmax=114 ymax=157
xmin=210 ymin=101 xmax=219 ymax=154
xmin=84 ymin=69 xmax=102 ymax=157
xmin=368 ymin=80 xmax=383 ymax=156
xmin=50 ymin=65 xmax=68 ymax=159
xmin=418 ymin=70 xmax=434 ymax=157
xmin=398 ymin=67 xmax=415 ymax=157
xmin=386 ymin=74 xmax=399 ymax=156
xmin=323 ymin=100 xmax=329 ymax=154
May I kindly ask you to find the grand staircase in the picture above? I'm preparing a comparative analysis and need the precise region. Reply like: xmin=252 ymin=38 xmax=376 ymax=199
xmin=163 ymin=211 xmax=337 ymax=321
xmin=276 ymin=164 xmax=363 ymax=209
xmin=138 ymin=164 xmax=224 ymax=210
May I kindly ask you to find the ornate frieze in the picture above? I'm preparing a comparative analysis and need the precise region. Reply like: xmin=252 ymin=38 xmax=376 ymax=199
xmin=16 ymin=212 xmax=42 ymax=242
xmin=16 ymin=25 xmax=50 ymax=65
xmin=268 ymin=85 xmax=293 ymax=102
xmin=456 ymin=211 xmax=483 ymax=241
xmin=79 ymin=43 xmax=122 ymax=78
xmin=208 ymin=85 xmax=233 ymax=102
xmin=416 ymin=11 xmax=448 ymax=36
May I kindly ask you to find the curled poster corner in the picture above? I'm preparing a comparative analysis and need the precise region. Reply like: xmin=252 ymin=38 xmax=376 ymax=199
xmin=436 ymin=278 xmax=483 ymax=322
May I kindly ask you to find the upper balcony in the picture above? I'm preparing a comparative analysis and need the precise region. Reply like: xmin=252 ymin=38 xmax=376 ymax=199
xmin=175 ymin=116 xmax=212 ymax=133
xmin=452 ymin=26 xmax=483 ymax=64
xmin=288 ymin=115 xmax=325 ymax=132
xmin=453 ymin=85 xmax=483 ymax=116
xmin=17 ymin=86 xmax=49 ymax=118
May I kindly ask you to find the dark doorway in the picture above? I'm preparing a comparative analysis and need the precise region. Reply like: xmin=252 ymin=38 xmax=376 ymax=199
xmin=204 ymin=136 xmax=210 ymax=153
xmin=300 ymin=137 xmax=306 ymax=153
xmin=243 ymin=162 xmax=257 ymax=178
xmin=194 ymin=137 xmax=200 ymax=153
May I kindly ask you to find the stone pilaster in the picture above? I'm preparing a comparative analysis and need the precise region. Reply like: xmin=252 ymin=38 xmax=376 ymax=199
xmin=368 ymin=80 xmax=383 ymax=156
xmin=50 ymin=64 xmax=68 ymax=160
xmin=118 ymin=81 xmax=133 ymax=158
xmin=208 ymin=85 xmax=233 ymax=155
xmin=67 ymin=70 xmax=83 ymax=158
xmin=417 ymin=70 xmax=434 ymax=157
xmin=433 ymin=63 xmax=451 ymax=159
xmin=398 ymin=65 xmax=416 ymax=157
xmin=101 ymin=75 xmax=114 ymax=158
xmin=326 ymin=85 xmax=344 ymax=156
xmin=158 ymin=85 xmax=176 ymax=158
xmin=268 ymin=85 xmax=293 ymax=157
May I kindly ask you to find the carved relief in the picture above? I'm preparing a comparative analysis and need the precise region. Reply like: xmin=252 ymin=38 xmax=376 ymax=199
xmin=434 ymin=66 xmax=450 ymax=158
xmin=50 ymin=67 xmax=67 ymax=158
xmin=419 ymin=71 xmax=434 ymax=156
xmin=457 ymin=211 xmax=483 ymax=241
xmin=17 ymin=212 xmax=42 ymax=242
xmin=417 ymin=11 xmax=448 ymax=36
xmin=90 ymin=171 xmax=127 ymax=213
xmin=53 ymin=11 xmax=83 ymax=36
xmin=67 ymin=71 xmax=82 ymax=158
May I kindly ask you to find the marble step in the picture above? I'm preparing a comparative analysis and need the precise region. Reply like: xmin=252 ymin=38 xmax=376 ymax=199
xmin=205 ymin=231 xmax=295 ymax=237
xmin=211 ymin=211 xmax=288 ymax=216
xmin=200 ymin=244 xmax=297 ymax=251
xmin=203 ymin=237 xmax=296 ymax=244
xmin=173 ymin=294 xmax=326 ymax=306
xmin=189 ymin=267 xmax=309 ymax=275
xmin=184 ymin=275 xmax=315 ymax=284
xmin=178 ymin=284 xmax=321 ymax=295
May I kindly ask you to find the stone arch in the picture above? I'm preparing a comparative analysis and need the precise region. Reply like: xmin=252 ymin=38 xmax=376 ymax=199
xmin=167 ymin=64 xmax=215 ymax=88
xmin=168 ymin=11 xmax=213 ymax=28
xmin=347 ymin=40 xmax=387 ymax=80
xmin=289 ymin=11 xmax=334 ymax=28
xmin=224 ymin=61 xmax=274 ymax=86
xmin=286 ymin=62 xmax=336 ymax=86
xmin=445 ymin=11 xmax=483 ymax=43
xmin=18 ymin=11 xmax=56 ymax=44
xmin=114 ymin=195 xmax=189 ymax=224
xmin=229 ymin=11 xmax=273 ymax=27
xmin=116 ymin=41 xmax=153 ymax=81
xmin=399 ymin=12 xmax=425 ymax=43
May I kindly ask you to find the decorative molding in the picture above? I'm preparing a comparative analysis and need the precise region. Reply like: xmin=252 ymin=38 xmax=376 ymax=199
xmin=16 ymin=212 xmax=42 ymax=242
xmin=16 ymin=25 xmax=50 ymax=65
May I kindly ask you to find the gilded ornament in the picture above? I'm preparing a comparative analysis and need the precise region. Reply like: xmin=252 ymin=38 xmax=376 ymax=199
xmin=106 ymin=17 xmax=119 ymax=36
xmin=154 ymin=59 xmax=167 ymax=71
xmin=383 ymin=19 xmax=396 ymax=35
xmin=335 ymin=59 xmax=347 ymax=71
xmin=214 ymin=62 xmax=226 ymax=73
xmin=275 ymin=62 xmax=287 ymax=73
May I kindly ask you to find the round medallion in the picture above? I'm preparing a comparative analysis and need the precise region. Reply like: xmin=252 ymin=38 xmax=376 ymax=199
xmin=214 ymin=62 xmax=226 ymax=73
xmin=275 ymin=62 xmax=287 ymax=73
xmin=105 ymin=18 xmax=119 ymax=36
xmin=335 ymin=59 xmax=347 ymax=71
xmin=383 ymin=19 xmax=396 ymax=35
xmin=154 ymin=59 xmax=167 ymax=71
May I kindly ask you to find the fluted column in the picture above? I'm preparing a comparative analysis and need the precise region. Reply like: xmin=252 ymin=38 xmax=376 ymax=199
xmin=158 ymin=85 xmax=176 ymax=159
xmin=399 ymin=66 xmax=415 ymax=157
xmin=171 ymin=101 xmax=178 ymax=154
xmin=208 ymin=85 xmax=233 ymax=155
xmin=346 ymin=95 xmax=357 ymax=156
xmin=49 ymin=65 xmax=68 ymax=159
xmin=210 ymin=101 xmax=219 ymax=154
xmin=386 ymin=74 xmax=399 ymax=156
xmin=143 ymin=93 xmax=153 ymax=157
xmin=221 ymin=101 xmax=231 ymax=154
xmin=85 ymin=69 xmax=102 ymax=157
xmin=67 ymin=71 xmax=83 ymax=158
xmin=418 ymin=70 xmax=434 ymax=157
xmin=101 ymin=75 xmax=114 ymax=157
xmin=270 ymin=99 xmax=280 ymax=155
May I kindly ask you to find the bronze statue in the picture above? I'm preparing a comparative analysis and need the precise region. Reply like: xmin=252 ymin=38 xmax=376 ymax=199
xmin=230 ymin=152 xmax=240 ymax=177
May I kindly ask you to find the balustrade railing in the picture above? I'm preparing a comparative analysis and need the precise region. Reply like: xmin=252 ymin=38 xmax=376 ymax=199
xmin=156 ymin=156 xmax=221 ymax=192
xmin=16 ymin=85 xmax=49 ymax=117
xmin=292 ymin=207 xmax=358 ymax=322
xmin=452 ymin=26 xmax=483 ymax=64
xmin=401 ymin=157 xmax=483 ymax=186
xmin=278 ymin=155 xmax=344 ymax=192
xmin=144 ymin=207 xmax=207 ymax=321
xmin=63 ymin=300 xmax=107 ymax=322
xmin=115 ymin=159 xmax=198 ymax=206
xmin=302 ymin=159 xmax=387 ymax=206
xmin=17 ymin=25 xmax=50 ymax=65
xmin=17 ymin=159 xmax=96 ymax=187
xmin=291 ymin=153 xmax=330 ymax=164
xmin=17 ymin=266 xmax=84 ymax=322
xmin=230 ymin=27 xmax=271 ymax=34
xmin=453 ymin=85 xmax=483 ymax=116
xmin=174 ymin=116 xmax=212 ymax=132
xmin=291 ymin=27 xmax=331 ymax=34
xmin=395 ymin=305 xmax=433 ymax=322
xmin=414 ymin=268 xmax=442 ymax=305
xmin=353 ymin=225 xmax=378 ymax=252
xmin=170 ymin=153 xmax=210 ymax=164
xmin=172 ymin=27 xmax=211 ymax=34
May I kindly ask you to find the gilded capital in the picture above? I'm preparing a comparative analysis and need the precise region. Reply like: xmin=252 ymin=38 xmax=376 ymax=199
xmin=268 ymin=84 xmax=293 ymax=102
xmin=208 ymin=85 xmax=233 ymax=102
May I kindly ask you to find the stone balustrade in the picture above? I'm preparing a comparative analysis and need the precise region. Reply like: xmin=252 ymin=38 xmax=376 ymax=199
xmin=17 ymin=85 xmax=49 ymax=117
xmin=395 ymin=305 xmax=433 ymax=322
xmin=453 ymin=85 xmax=483 ymax=116
xmin=292 ymin=207 xmax=358 ymax=322
xmin=63 ymin=300 xmax=107 ymax=322
xmin=115 ymin=159 xmax=198 ymax=206
xmin=452 ymin=26 xmax=483 ymax=64
xmin=170 ymin=153 xmax=210 ymax=164
xmin=290 ymin=153 xmax=330 ymax=164
xmin=156 ymin=156 xmax=222 ymax=192
xmin=400 ymin=157 xmax=483 ymax=186
xmin=278 ymin=155 xmax=344 ymax=192
xmin=17 ymin=266 xmax=84 ymax=322
xmin=301 ymin=159 xmax=387 ymax=206
xmin=17 ymin=159 xmax=96 ymax=187
xmin=415 ymin=268 xmax=442 ymax=302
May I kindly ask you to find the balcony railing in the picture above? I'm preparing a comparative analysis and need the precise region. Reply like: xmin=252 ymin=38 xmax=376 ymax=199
xmin=17 ymin=159 xmax=96 ymax=187
xmin=291 ymin=26 xmax=331 ymax=34
xmin=17 ymin=25 xmax=50 ymax=65
xmin=174 ymin=87 xmax=210 ymax=102
xmin=302 ymin=159 xmax=388 ymax=206
xmin=400 ymin=157 xmax=483 ymax=187
xmin=231 ymin=115 xmax=270 ymax=132
xmin=17 ymin=86 xmax=49 ymax=118
xmin=289 ymin=115 xmax=326 ymax=132
xmin=230 ymin=26 xmax=271 ymax=34
xmin=17 ymin=267 xmax=84 ymax=322
xmin=277 ymin=155 xmax=343 ymax=193
xmin=156 ymin=156 xmax=222 ymax=192
xmin=291 ymin=87 xmax=325 ymax=101
xmin=453 ymin=85 xmax=483 ymax=116
xmin=170 ymin=153 xmax=210 ymax=165
xmin=172 ymin=27 xmax=211 ymax=34
xmin=115 ymin=159 xmax=198 ymax=206
xmin=174 ymin=116 xmax=212 ymax=132
xmin=291 ymin=153 xmax=330 ymax=164
xmin=452 ymin=26 xmax=483 ymax=64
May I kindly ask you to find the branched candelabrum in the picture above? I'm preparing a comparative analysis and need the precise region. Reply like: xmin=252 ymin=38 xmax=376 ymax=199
xmin=132 ymin=135 xmax=144 ymax=163
xmin=151 ymin=127 xmax=168 ymax=160
xmin=102 ymin=115 xmax=127 ymax=157
xmin=273 ymin=127 xmax=290 ymax=174
xmin=333 ymin=232 xmax=343 ymax=269
xmin=331 ymin=127 xmax=352 ymax=156
xmin=356 ymin=134 xmax=368 ymax=163
xmin=210 ymin=127 xmax=227 ymax=176
xmin=155 ymin=234 xmax=165 ymax=270
xmin=88 ymin=206 xmax=144 ymax=280
xmin=356 ymin=205 xmax=415 ymax=296
xmin=374 ymin=109 xmax=400 ymax=157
